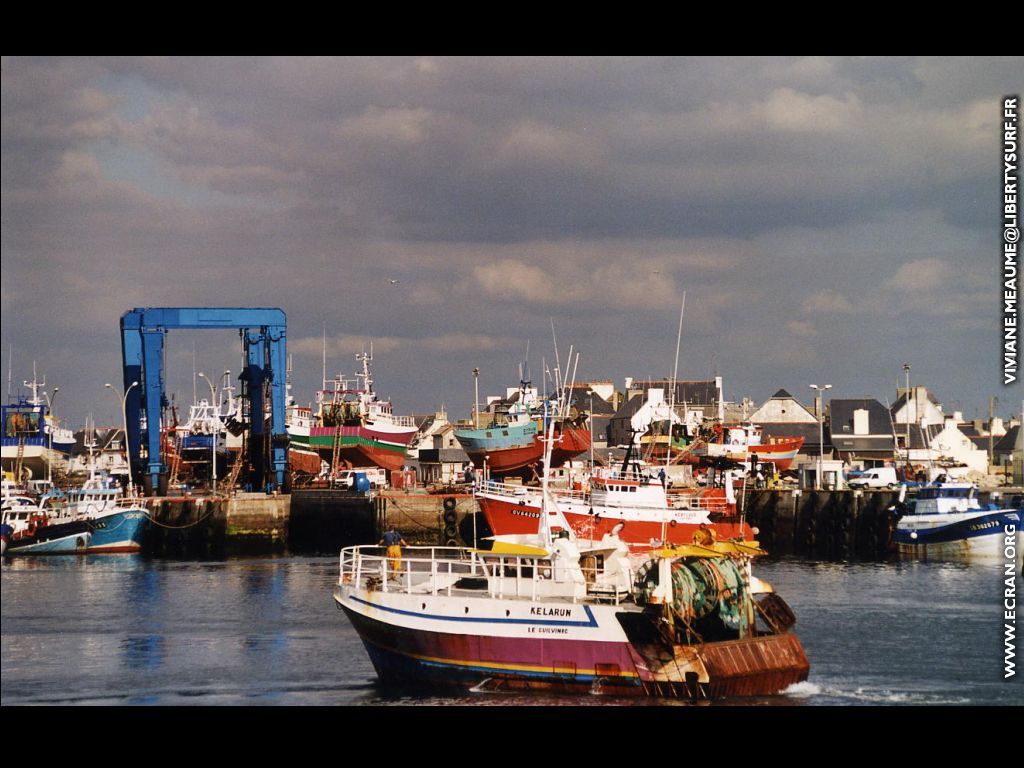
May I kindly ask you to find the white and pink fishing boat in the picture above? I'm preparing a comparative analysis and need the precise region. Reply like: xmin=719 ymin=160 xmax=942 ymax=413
xmin=288 ymin=351 xmax=416 ymax=474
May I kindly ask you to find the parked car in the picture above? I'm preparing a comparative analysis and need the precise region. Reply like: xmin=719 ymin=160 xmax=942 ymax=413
xmin=847 ymin=467 xmax=898 ymax=489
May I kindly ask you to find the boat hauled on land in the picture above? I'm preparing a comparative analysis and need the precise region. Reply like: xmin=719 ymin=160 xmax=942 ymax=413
xmin=289 ymin=351 xmax=417 ymax=474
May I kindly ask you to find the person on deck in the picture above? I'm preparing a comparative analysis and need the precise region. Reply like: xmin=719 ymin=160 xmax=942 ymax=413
xmin=379 ymin=529 xmax=408 ymax=575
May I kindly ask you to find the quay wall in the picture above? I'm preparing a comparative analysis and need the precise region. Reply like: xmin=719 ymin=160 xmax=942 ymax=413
xmin=137 ymin=486 xmax=1024 ymax=559
xmin=140 ymin=494 xmax=289 ymax=557
xmin=740 ymin=488 xmax=1024 ymax=559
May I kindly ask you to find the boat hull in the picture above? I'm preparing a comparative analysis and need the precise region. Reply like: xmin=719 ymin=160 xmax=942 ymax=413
xmin=476 ymin=487 xmax=749 ymax=548
xmin=701 ymin=436 xmax=805 ymax=472
xmin=895 ymin=509 xmax=1022 ymax=561
xmin=336 ymin=585 xmax=808 ymax=698
xmin=458 ymin=422 xmax=591 ymax=477
xmin=300 ymin=426 xmax=415 ymax=472
xmin=86 ymin=508 xmax=149 ymax=553
xmin=5 ymin=520 xmax=92 ymax=555
xmin=550 ymin=422 xmax=592 ymax=467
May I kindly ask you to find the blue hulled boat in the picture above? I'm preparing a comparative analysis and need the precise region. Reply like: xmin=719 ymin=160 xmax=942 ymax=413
xmin=894 ymin=482 xmax=1022 ymax=561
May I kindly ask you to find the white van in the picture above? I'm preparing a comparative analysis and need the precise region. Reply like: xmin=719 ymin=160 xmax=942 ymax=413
xmin=847 ymin=467 xmax=898 ymax=489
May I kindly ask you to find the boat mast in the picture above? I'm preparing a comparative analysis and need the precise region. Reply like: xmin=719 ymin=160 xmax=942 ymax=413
xmin=667 ymin=292 xmax=686 ymax=467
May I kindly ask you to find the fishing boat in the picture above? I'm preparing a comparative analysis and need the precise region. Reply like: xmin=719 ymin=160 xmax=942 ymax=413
xmin=289 ymin=352 xmax=417 ymax=474
xmin=50 ymin=478 xmax=149 ymax=554
xmin=336 ymin=382 xmax=807 ymax=700
xmin=689 ymin=423 xmax=804 ymax=472
xmin=1 ymin=369 xmax=75 ymax=484
xmin=893 ymin=481 xmax=1022 ymax=561
xmin=1 ymin=502 xmax=92 ymax=555
xmin=455 ymin=378 xmax=590 ymax=478
xmin=334 ymin=533 xmax=809 ymax=698
xmin=454 ymin=398 xmax=542 ymax=475
xmin=474 ymin=463 xmax=746 ymax=549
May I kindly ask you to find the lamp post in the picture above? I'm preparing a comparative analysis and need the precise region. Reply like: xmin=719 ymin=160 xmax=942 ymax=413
xmin=587 ymin=389 xmax=594 ymax=468
xmin=43 ymin=387 xmax=59 ymax=486
xmin=198 ymin=372 xmax=218 ymax=494
xmin=472 ymin=368 xmax=480 ymax=428
xmin=809 ymin=384 xmax=832 ymax=491
xmin=106 ymin=381 xmax=139 ymax=496
xmin=902 ymin=363 xmax=911 ymax=470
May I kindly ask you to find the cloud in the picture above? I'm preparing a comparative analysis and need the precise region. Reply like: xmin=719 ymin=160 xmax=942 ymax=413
xmin=786 ymin=320 xmax=819 ymax=338
xmin=291 ymin=333 xmax=515 ymax=359
xmin=886 ymin=258 xmax=955 ymax=291
xmin=1 ymin=56 xmax=1012 ymax=428
xmin=802 ymin=289 xmax=856 ymax=313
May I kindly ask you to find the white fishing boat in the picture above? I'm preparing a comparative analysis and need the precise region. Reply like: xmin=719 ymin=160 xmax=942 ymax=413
xmin=334 ymin=383 xmax=810 ymax=699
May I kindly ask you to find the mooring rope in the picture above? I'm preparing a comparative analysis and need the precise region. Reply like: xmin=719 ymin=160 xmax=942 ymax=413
xmin=143 ymin=501 xmax=219 ymax=530
xmin=382 ymin=497 xmax=448 ymax=530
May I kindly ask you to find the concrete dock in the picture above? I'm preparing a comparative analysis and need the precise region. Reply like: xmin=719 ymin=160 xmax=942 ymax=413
xmin=136 ymin=486 xmax=1024 ymax=559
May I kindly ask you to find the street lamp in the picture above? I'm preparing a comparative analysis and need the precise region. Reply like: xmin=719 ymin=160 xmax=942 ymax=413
xmin=43 ymin=387 xmax=59 ymax=486
xmin=198 ymin=372 xmax=218 ymax=494
xmin=809 ymin=384 xmax=832 ymax=491
xmin=106 ymin=381 xmax=139 ymax=496
xmin=472 ymin=368 xmax=480 ymax=428
xmin=587 ymin=389 xmax=594 ymax=467
xmin=902 ymin=363 xmax=911 ymax=471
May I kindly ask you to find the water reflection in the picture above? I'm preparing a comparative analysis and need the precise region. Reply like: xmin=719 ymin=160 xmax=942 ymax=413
xmin=3 ymin=555 xmax=1020 ymax=705
xmin=122 ymin=634 xmax=165 ymax=669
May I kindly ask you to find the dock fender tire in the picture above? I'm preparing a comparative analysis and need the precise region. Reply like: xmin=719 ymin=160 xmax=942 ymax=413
xmin=443 ymin=497 xmax=457 ymax=512
xmin=443 ymin=508 xmax=458 ymax=525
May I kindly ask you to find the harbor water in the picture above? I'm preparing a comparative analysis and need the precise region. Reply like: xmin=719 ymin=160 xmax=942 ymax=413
xmin=1 ymin=554 xmax=1020 ymax=706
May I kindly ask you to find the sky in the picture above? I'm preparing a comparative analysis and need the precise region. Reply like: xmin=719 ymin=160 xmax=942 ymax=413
xmin=1 ymin=56 xmax=1020 ymax=429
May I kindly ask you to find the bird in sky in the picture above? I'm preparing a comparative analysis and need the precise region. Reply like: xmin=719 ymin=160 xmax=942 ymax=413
xmin=389 ymin=279 xmax=399 ymax=285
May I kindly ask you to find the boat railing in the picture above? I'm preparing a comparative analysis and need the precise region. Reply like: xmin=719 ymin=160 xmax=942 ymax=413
xmin=474 ymin=477 xmax=589 ymax=503
xmin=339 ymin=544 xmax=595 ymax=603
xmin=340 ymin=545 xmax=489 ymax=596
xmin=665 ymin=493 xmax=734 ymax=513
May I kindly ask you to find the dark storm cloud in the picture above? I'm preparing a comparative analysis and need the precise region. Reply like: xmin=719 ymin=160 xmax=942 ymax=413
xmin=1 ymin=56 xmax=1017 ymax=425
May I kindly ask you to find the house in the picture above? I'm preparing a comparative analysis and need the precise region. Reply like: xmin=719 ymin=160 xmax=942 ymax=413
xmin=1015 ymin=424 xmax=1024 ymax=485
xmin=415 ymin=423 xmax=470 ymax=485
xmin=608 ymin=377 xmax=723 ymax=447
xmin=747 ymin=389 xmax=824 ymax=460
xmin=407 ymin=410 xmax=452 ymax=460
xmin=924 ymin=417 xmax=989 ymax=474
xmin=891 ymin=386 xmax=946 ymax=428
xmin=827 ymin=398 xmax=895 ymax=466
xmin=748 ymin=389 xmax=818 ymax=424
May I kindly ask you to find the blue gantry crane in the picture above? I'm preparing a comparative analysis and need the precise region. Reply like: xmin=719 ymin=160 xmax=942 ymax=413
xmin=119 ymin=307 xmax=289 ymax=495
